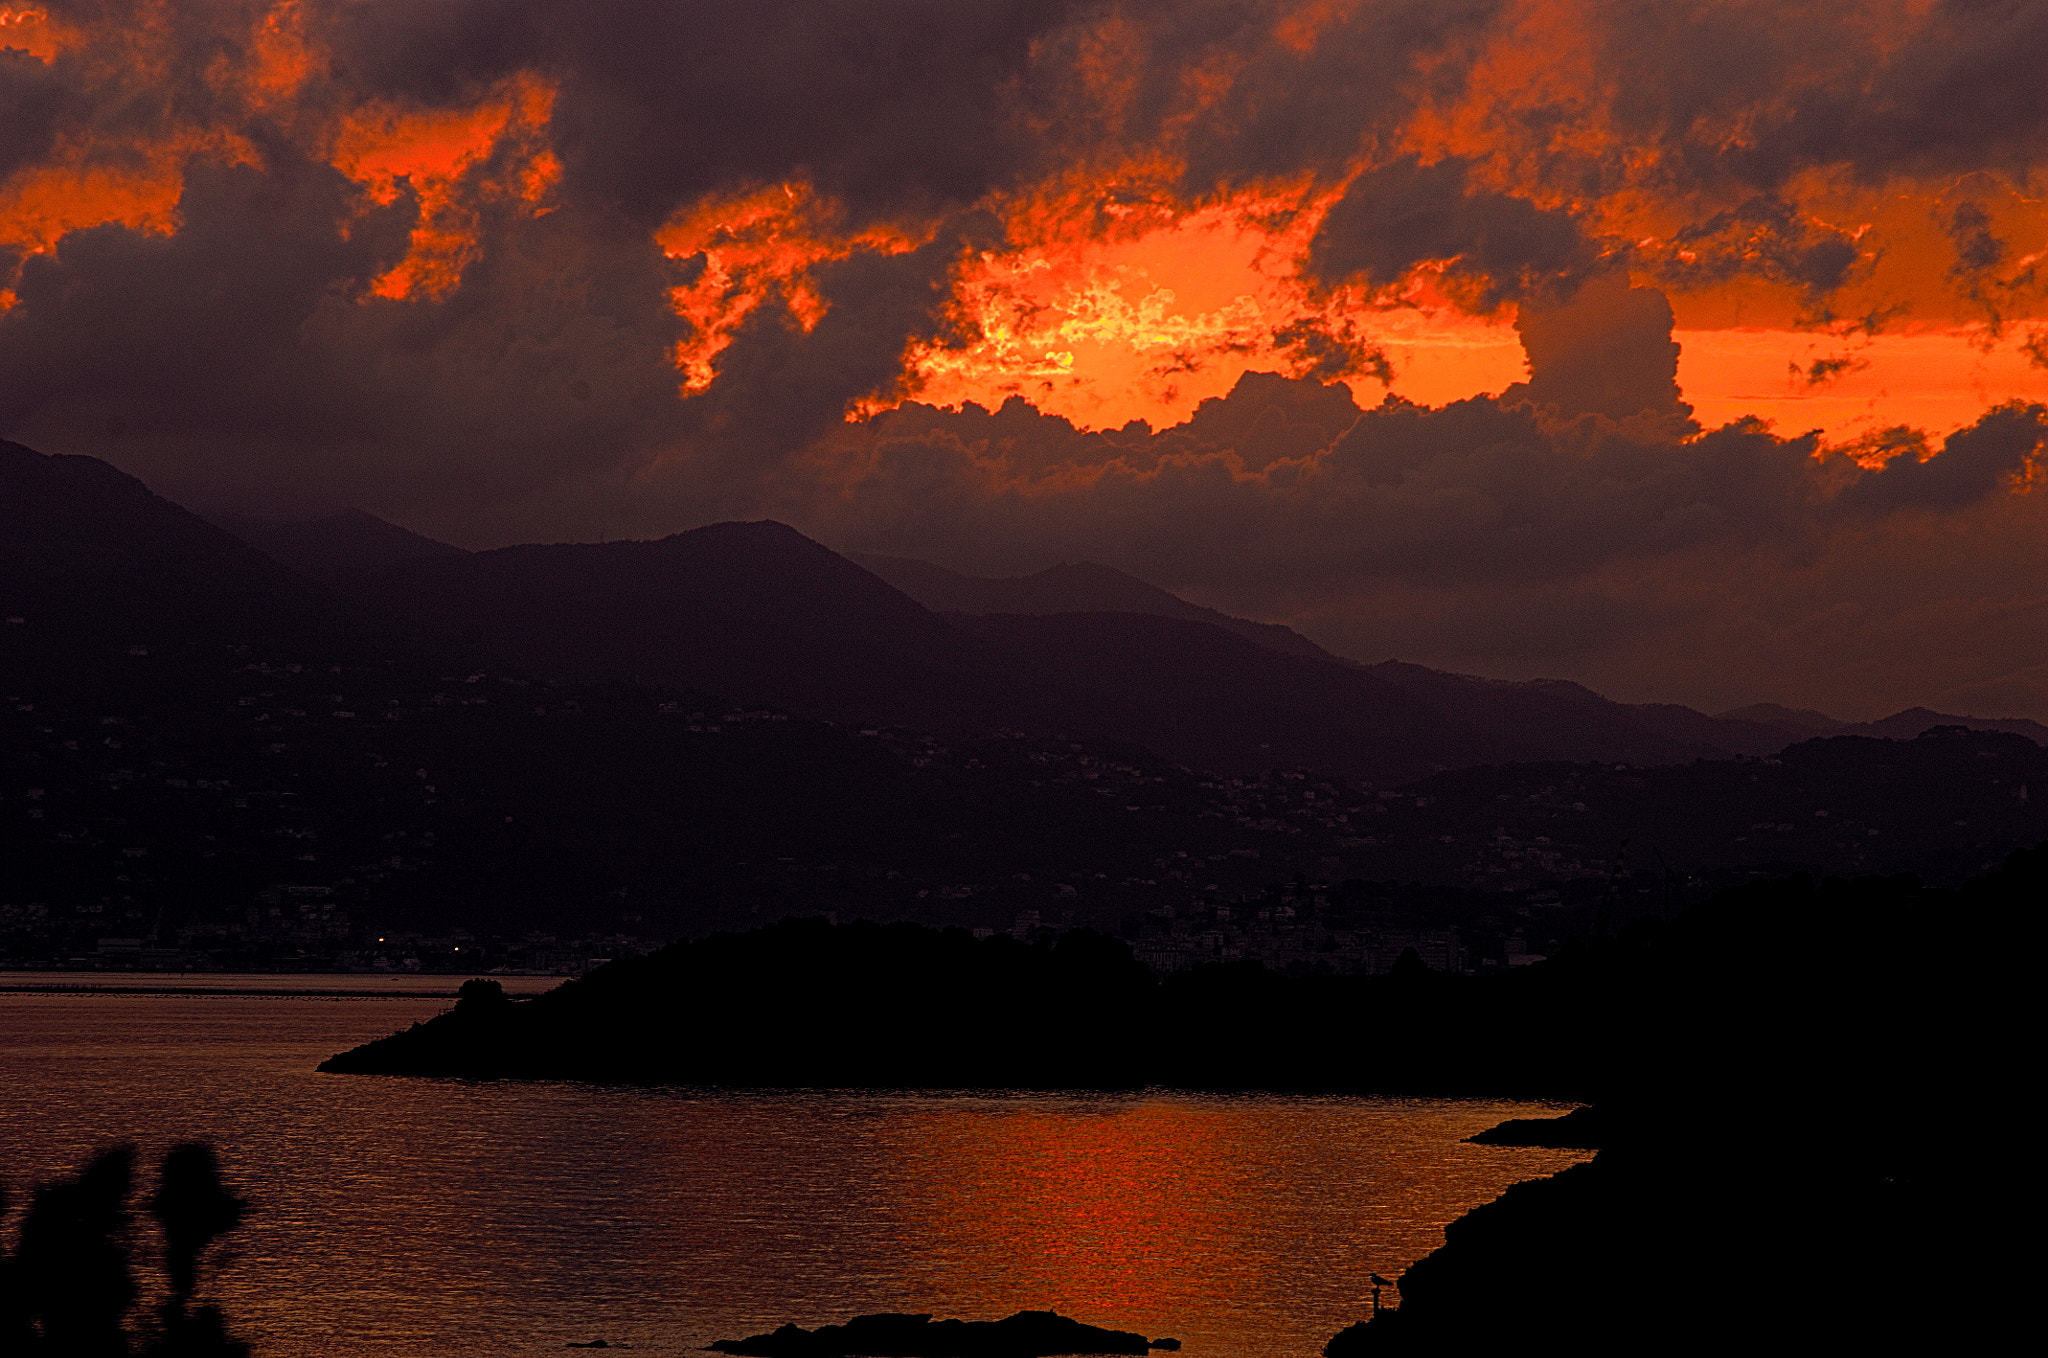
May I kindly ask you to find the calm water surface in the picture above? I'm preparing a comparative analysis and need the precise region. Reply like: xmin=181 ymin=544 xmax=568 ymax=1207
xmin=0 ymin=990 xmax=1589 ymax=1357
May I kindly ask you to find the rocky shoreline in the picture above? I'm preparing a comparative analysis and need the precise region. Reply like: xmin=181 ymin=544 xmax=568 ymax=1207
xmin=1320 ymin=845 xmax=2039 ymax=1354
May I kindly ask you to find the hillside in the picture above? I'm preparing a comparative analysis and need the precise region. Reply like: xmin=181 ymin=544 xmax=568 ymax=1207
xmin=0 ymin=442 xmax=362 ymax=654
xmin=213 ymin=508 xmax=468 ymax=584
xmin=852 ymin=553 xmax=1340 ymax=662
xmin=342 ymin=522 xmax=1048 ymax=732
xmin=1720 ymin=700 xmax=2047 ymax=745
xmin=857 ymin=552 xmax=1825 ymax=766
xmin=951 ymin=611 xmax=1492 ymax=781
xmin=1360 ymin=662 xmax=1784 ymax=762
xmin=7 ymin=440 xmax=2043 ymax=961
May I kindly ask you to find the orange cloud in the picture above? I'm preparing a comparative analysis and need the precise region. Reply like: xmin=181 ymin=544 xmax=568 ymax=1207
xmin=0 ymin=2 xmax=558 ymax=308
xmin=0 ymin=128 xmax=257 ymax=258
xmin=0 ymin=5 xmax=69 ymax=62
xmin=657 ymin=183 xmax=924 ymax=395
xmin=330 ymin=73 xmax=559 ymax=302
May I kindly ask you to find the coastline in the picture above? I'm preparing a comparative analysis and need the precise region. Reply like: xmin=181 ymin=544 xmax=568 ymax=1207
xmin=0 ymin=970 xmax=561 ymax=998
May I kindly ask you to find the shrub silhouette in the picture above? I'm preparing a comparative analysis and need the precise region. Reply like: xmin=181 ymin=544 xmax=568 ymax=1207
xmin=0 ymin=1144 xmax=250 ymax=1356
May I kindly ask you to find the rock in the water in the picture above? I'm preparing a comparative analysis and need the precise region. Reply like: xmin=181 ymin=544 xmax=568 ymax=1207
xmin=704 ymin=1309 xmax=1169 ymax=1358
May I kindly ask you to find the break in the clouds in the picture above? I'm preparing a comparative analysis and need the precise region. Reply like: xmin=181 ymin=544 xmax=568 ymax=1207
xmin=0 ymin=0 xmax=2045 ymax=719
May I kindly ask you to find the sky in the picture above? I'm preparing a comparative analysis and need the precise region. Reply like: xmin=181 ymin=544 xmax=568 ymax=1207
xmin=1 ymin=0 xmax=2045 ymax=721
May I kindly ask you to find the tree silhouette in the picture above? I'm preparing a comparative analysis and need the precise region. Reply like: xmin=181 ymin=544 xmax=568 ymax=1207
xmin=0 ymin=1144 xmax=249 ymax=1356
xmin=148 ymin=1145 xmax=249 ymax=1357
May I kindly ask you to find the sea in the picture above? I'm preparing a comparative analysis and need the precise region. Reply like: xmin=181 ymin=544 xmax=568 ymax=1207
xmin=0 ymin=975 xmax=1591 ymax=1357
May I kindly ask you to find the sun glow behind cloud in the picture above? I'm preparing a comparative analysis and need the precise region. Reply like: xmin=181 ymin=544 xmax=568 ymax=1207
xmin=4 ymin=0 xmax=2041 ymax=438
xmin=899 ymin=184 xmax=1380 ymax=429
xmin=0 ymin=5 xmax=66 ymax=62
xmin=870 ymin=175 xmax=2048 ymax=440
xmin=2 ymin=0 xmax=2044 ymax=719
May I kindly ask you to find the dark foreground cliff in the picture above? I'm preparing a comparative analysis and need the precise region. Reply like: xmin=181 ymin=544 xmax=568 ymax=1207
xmin=1323 ymin=843 xmax=2043 ymax=1356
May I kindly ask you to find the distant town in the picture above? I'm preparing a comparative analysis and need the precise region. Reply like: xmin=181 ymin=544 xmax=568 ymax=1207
xmin=2 ymin=885 xmax=1490 ymax=980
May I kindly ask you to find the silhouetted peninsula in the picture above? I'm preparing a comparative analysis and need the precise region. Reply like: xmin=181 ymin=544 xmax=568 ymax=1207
xmin=323 ymin=844 xmax=2043 ymax=1104
xmin=705 ymin=1310 xmax=1177 ymax=1358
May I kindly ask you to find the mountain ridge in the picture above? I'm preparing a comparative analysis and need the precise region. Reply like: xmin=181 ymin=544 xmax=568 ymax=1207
xmin=339 ymin=520 xmax=1049 ymax=734
xmin=212 ymin=507 xmax=468 ymax=584
xmin=9 ymin=448 xmax=2039 ymax=784
xmin=850 ymin=553 xmax=1343 ymax=663
xmin=855 ymin=546 xmax=2044 ymax=759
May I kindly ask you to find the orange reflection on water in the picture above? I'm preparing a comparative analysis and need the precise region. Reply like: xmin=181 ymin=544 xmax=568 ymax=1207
xmin=883 ymin=1102 xmax=1256 ymax=1324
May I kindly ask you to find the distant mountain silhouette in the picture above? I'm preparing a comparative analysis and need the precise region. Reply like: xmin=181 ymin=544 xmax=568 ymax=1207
xmin=1356 ymin=662 xmax=1790 ymax=762
xmin=1720 ymin=700 xmax=2046 ymax=746
xmin=850 ymin=553 xmax=1340 ymax=663
xmin=1715 ymin=701 xmax=1848 ymax=733
xmin=212 ymin=508 xmax=467 ymax=584
xmin=950 ymin=611 xmax=1492 ymax=781
xmin=855 ymin=554 xmax=1842 ymax=764
xmin=343 ymin=521 xmax=1045 ymax=732
xmin=10 ymin=441 xmax=2036 ymax=801
xmin=1843 ymin=706 xmax=2048 ymax=744
xmin=341 ymin=521 xmax=2044 ymax=777
xmin=10 ymin=439 xmax=2045 ymax=961
xmin=344 ymin=525 xmax=1490 ymax=778
xmin=0 ymin=441 xmax=378 ymax=683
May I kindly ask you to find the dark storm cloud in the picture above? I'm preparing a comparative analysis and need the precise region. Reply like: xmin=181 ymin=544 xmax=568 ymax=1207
xmin=1836 ymin=402 xmax=2048 ymax=516
xmin=3 ymin=1 xmax=1106 ymax=537
xmin=1663 ymin=197 xmax=1864 ymax=302
xmin=5 ymin=0 xmax=2036 ymax=536
xmin=1945 ymin=202 xmax=2007 ymax=277
xmin=0 ymin=146 xmax=696 ymax=536
xmin=1503 ymin=276 xmax=1686 ymax=424
xmin=308 ymin=0 xmax=1087 ymax=228
xmin=665 ymin=234 xmax=972 ymax=514
xmin=789 ymin=377 xmax=2048 ymax=719
xmin=1015 ymin=0 xmax=1505 ymax=190
xmin=1496 ymin=0 xmax=2048 ymax=193
xmin=0 ymin=154 xmax=405 ymax=443
xmin=1267 ymin=2 xmax=2047 ymax=318
xmin=0 ymin=46 xmax=62 ymax=183
xmin=1307 ymin=157 xmax=1596 ymax=309
xmin=1 ymin=0 xmax=2045 ymax=719
xmin=1801 ymin=0 xmax=2048 ymax=183
xmin=801 ymin=376 xmax=1842 ymax=592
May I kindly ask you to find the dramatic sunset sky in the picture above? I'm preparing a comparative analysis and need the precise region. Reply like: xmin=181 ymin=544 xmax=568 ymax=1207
xmin=2 ymin=0 xmax=2044 ymax=719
